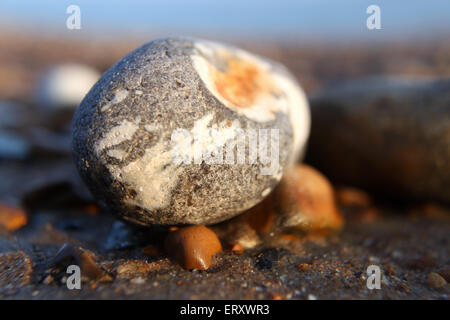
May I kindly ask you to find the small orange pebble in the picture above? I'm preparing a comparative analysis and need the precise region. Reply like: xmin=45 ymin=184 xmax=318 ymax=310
xmin=275 ymin=164 xmax=343 ymax=232
xmin=230 ymin=243 xmax=243 ymax=252
xmin=142 ymin=244 xmax=161 ymax=257
xmin=0 ymin=203 xmax=28 ymax=231
xmin=335 ymin=186 xmax=372 ymax=207
xmin=164 ymin=225 xmax=222 ymax=270
xmin=272 ymin=293 xmax=283 ymax=300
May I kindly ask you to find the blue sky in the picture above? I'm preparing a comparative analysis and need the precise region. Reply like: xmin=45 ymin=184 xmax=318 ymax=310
xmin=1 ymin=0 xmax=449 ymax=41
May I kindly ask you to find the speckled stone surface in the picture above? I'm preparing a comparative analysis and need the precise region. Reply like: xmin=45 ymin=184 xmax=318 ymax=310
xmin=72 ymin=37 xmax=310 ymax=226
xmin=308 ymin=77 xmax=450 ymax=203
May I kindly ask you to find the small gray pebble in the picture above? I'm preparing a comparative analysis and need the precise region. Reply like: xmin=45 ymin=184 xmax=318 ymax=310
xmin=72 ymin=37 xmax=310 ymax=226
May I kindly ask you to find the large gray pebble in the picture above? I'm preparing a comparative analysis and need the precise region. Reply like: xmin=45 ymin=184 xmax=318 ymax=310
xmin=308 ymin=76 xmax=450 ymax=203
xmin=72 ymin=37 xmax=310 ymax=226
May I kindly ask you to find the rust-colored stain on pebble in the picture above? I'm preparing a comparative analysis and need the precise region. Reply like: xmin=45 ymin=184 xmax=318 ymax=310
xmin=213 ymin=55 xmax=279 ymax=108
xmin=0 ymin=204 xmax=28 ymax=231
xmin=164 ymin=225 xmax=222 ymax=270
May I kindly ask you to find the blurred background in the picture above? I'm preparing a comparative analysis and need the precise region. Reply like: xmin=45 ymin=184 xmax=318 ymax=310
xmin=0 ymin=0 xmax=449 ymax=203
xmin=0 ymin=0 xmax=448 ymax=203
xmin=0 ymin=0 xmax=449 ymax=300
xmin=1 ymin=0 xmax=449 ymax=100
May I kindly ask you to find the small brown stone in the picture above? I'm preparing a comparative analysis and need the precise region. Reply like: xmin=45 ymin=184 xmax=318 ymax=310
xmin=427 ymin=272 xmax=447 ymax=289
xmin=52 ymin=244 xmax=110 ymax=281
xmin=0 ymin=203 xmax=27 ymax=231
xmin=213 ymin=164 xmax=343 ymax=244
xmin=164 ymin=225 xmax=222 ymax=270
xmin=275 ymin=164 xmax=344 ymax=232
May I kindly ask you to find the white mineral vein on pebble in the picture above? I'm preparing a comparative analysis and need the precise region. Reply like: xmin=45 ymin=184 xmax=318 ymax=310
xmin=110 ymin=113 xmax=245 ymax=210
xmin=119 ymin=141 xmax=183 ymax=211
xmin=192 ymin=114 xmax=238 ymax=147
xmin=107 ymin=149 xmax=128 ymax=160
xmin=190 ymin=114 xmax=244 ymax=164
xmin=94 ymin=119 xmax=138 ymax=156
xmin=144 ymin=124 xmax=162 ymax=132
xmin=101 ymin=89 xmax=128 ymax=112
xmin=102 ymin=112 xmax=280 ymax=211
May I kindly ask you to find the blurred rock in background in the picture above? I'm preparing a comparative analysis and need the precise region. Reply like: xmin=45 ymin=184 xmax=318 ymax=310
xmin=307 ymin=77 xmax=450 ymax=204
